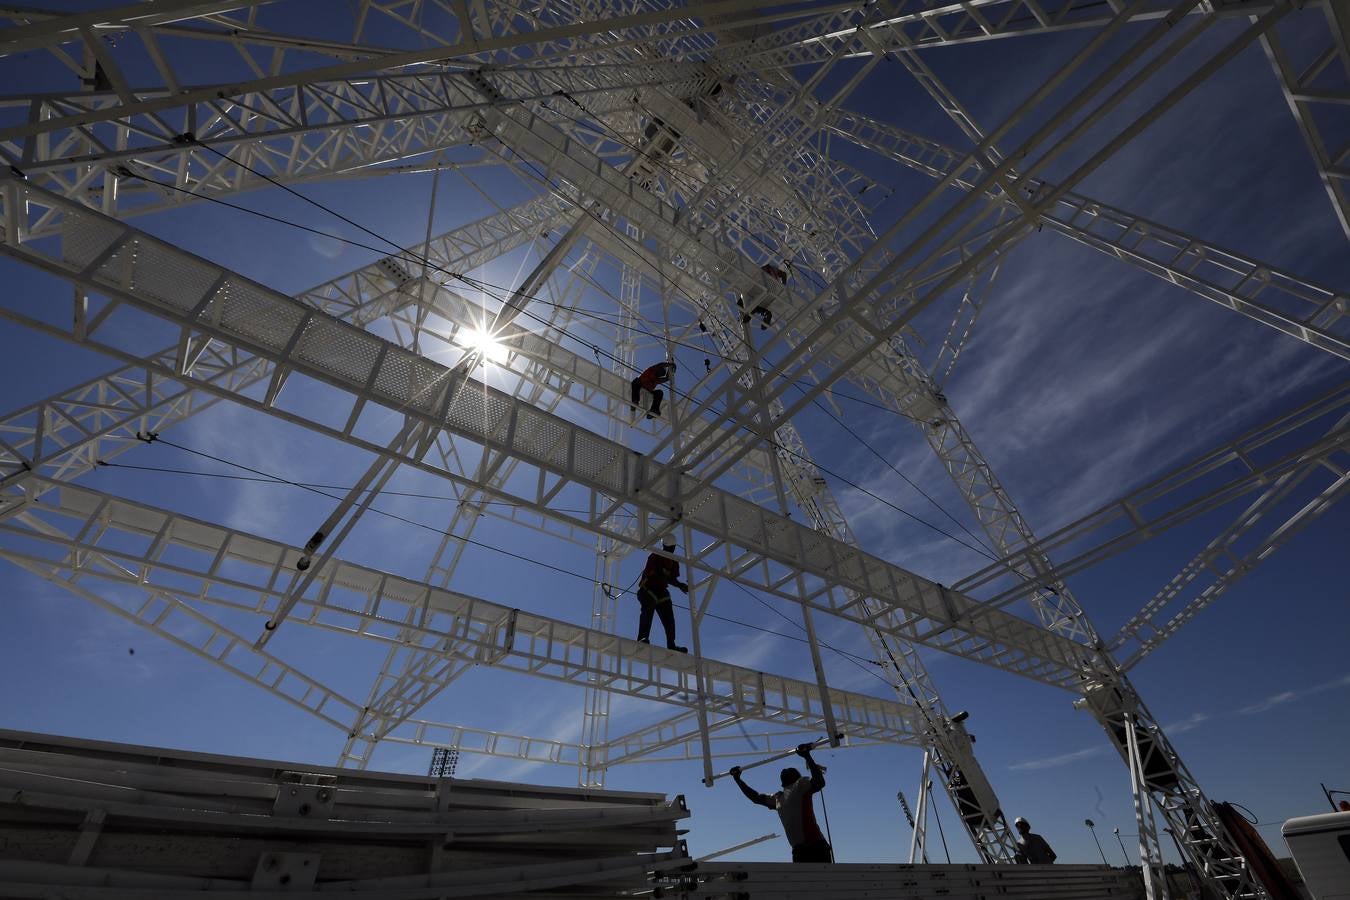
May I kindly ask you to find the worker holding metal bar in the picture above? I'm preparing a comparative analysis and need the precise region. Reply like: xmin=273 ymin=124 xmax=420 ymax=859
xmin=630 ymin=361 xmax=675 ymax=420
xmin=635 ymin=538 xmax=687 ymax=652
xmin=730 ymin=744 xmax=833 ymax=863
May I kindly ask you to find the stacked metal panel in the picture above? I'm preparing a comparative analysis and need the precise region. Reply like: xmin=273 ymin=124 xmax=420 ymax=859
xmin=663 ymin=861 xmax=1145 ymax=900
xmin=0 ymin=729 xmax=690 ymax=897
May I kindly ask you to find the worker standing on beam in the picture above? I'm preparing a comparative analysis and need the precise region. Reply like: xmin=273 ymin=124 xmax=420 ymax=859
xmin=635 ymin=538 xmax=687 ymax=652
xmin=730 ymin=744 xmax=833 ymax=863
xmin=631 ymin=360 xmax=675 ymax=420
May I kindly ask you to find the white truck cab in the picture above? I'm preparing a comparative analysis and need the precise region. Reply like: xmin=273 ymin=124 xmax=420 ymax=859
xmin=1283 ymin=810 xmax=1350 ymax=899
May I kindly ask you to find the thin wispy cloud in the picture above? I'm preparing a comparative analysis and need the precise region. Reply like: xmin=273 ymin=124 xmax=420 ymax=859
xmin=1009 ymin=746 xmax=1105 ymax=772
xmin=1008 ymin=674 xmax=1350 ymax=771
xmin=1163 ymin=712 xmax=1211 ymax=735
xmin=1239 ymin=673 xmax=1350 ymax=716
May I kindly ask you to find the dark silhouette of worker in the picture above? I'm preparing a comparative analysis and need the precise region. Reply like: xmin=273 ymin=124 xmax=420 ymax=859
xmin=1013 ymin=817 xmax=1057 ymax=864
xmin=636 ymin=539 xmax=687 ymax=651
xmin=744 ymin=262 xmax=789 ymax=328
xmin=736 ymin=295 xmax=773 ymax=329
xmin=730 ymin=744 xmax=832 ymax=863
xmin=631 ymin=361 xmax=675 ymax=419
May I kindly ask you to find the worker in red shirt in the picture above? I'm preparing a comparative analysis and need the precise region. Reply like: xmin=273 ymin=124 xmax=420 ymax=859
xmin=630 ymin=361 xmax=675 ymax=419
xmin=636 ymin=538 xmax=687 ymax=651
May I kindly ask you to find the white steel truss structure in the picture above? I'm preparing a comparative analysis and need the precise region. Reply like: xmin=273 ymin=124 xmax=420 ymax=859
xmin=0 ymin=3 xmax=1345 ymax=898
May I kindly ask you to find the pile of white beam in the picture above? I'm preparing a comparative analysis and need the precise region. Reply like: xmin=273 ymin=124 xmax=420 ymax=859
xmin=0 ymin=729 xmax=690 ymax=897
xmin=663 ymin=861 xmax=1144 ymax=900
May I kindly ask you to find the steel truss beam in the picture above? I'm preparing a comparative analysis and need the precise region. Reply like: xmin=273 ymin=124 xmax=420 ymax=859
xmin=0 ymin=477 xmax=924 ymax=745
xmin=710 ymin=0 xmax=1304 ymax=69
xmin=1259 ymin=1 xmax=1350 ymax=243
xmin=954 ymin=380 xmax=1350 ymax=609
xmin=688 ymin=12 xmax=1293 ymax=895
xmin=0 ymin=5 xmax=1328 ymax=894
xmin=1110 ymin=410 xmax=1350 ymax=669
xmin=0 ymin=1 xmax=835 ymax=158
xmin=611 ymin=104 xmax=1021 ymax=855
xmin=820 ymin=106 xmax=1350 ymax=360
xmin=360 ymin=245 xmax=1017 ymax=857
xmin=0 ymin=70 xmax=668 ymax=228
xmin=303 ymin=204 xmax=1012 ymax=853
xmin=645 ymin=0 xmax=1297 ymax=495
xmin=342 ymin=246 xmax=614 ymax=771
xmin=0 ymin=177 xmax=1095 ymax=688
xmin=0 ymin=192 xmax=571 ymax=492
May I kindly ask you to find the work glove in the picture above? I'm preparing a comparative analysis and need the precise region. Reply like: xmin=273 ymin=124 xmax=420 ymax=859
xmin=729 ymin=766 xmax=742 ymax=778
xmin=796 ymin=743 xmax=814 ymax=758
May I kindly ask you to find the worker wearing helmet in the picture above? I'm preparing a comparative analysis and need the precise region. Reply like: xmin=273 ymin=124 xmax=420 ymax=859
xmin=1013 ymin=817 xmax=1057 ymax=864
xmin=729 ymin=743 xmax=832 ymax=863
xmin=635 ymin=538 xmax=687 ymax=652
xmin=630 ymin=361 xmax=675 ymax=419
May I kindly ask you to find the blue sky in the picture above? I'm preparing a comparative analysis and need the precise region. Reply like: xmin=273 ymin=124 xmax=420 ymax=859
xmin=1 ymin=2 xmax=1347 ymax=869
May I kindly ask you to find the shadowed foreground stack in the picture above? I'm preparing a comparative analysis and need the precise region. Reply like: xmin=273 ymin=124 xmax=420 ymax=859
xmin=0 ymin=730 xmax=690 ymax=897
xmin=661 ymin=861 xmax=1145 ymax=899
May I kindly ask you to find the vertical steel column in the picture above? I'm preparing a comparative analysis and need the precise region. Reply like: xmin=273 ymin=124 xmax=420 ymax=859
xmin=909 ymin=751 xmax=933 ymax=864
xmin=579 ymin=233 xmax=641 ymax=787
xmin=1125 ymin=711 xmax=1172 ymax=900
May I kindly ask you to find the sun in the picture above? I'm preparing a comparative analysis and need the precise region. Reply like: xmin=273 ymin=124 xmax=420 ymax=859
xmin=461 ymin=326 xmax=508 ymax=364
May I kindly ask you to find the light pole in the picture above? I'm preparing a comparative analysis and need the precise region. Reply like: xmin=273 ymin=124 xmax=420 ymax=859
xmin=1085 ymin=819 xmax=1109 ymax=865
xmin=1112 ymin=826 xmax=1130 ymax=866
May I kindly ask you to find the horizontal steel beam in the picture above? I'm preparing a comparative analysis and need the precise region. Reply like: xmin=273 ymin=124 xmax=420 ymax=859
xmin=0 ymin=477 xmax=924 ymax=744
xmin=0 ymin=177 xmax=1096 ymax=688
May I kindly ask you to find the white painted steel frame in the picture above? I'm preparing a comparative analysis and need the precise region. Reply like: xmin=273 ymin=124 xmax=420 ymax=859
xmin=0 ymin=477 xmax=925 ymax=746
xmin=0 ymin=177 xmax=1097 ymax=689
xmin=0 ymin=3 xmax=1344 ymax=895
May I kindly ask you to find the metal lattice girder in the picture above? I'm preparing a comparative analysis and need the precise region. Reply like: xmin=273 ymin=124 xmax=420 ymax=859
xmin=698 ymin=12 xmax=1296 ymax=891
xmin=0 ymin=0 xmax=826 ymax=160
xmin=343 ymin=251 xmax=610 ymax=770
xmin=296 ymin=193 xmax=577 ymax=324
xmin=0 ymin=478 xmax=926 ymax=745
xmin=342 ymin=646 xmax=480 ymax=761
xmin=372 ymin=719 xmax=590 ymax=769
xmin=358 ymin=198 xmax=1015 ymax=853
xmin=0 ymin=73 xmax=671 ymax=227
xmin=630 ymin=89 xmax=879 ymax=279
xmin=470 ymin=86 xmax=994 ymax=439
xmin=578 ymin=108 xmax=1021 ymax=852
xmin=1079 ymin=686 xmax=1261 ymax=898
xmin=0 ymin=177 xmax=1095 ymax=687
xmin=1260 ymin=1 xmax=1350 ymax=243
xmin=382 ymin=277 xmax=792 ymax=490
xmin=387 ymin=712 xmax=844 ymax=769
xmin=715 ymin=0 xmax=1310 ymax=70
xmin=600 ymin=710 xmax=824 ymax=768
xmin=646 ymin=1 xmax=1302 ymax=492
xmin=1110 ymin=415 xmax=1350 ymax=668
xmin=0 ymin=193 xmax=568 ymax=491
xmin=953 ymin=380 xmax=1350 ymax=608
xmin=822 ymin=107 xmax=1350 ymax=360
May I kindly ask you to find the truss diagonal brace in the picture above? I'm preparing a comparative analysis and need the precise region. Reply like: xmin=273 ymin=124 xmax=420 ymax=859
xmin=0 ymin=177 xmax=1097 ymax=689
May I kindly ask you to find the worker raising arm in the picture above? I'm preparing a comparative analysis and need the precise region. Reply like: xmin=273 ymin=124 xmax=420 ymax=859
xmin=730 ymin=744 xmax=832 ymax=863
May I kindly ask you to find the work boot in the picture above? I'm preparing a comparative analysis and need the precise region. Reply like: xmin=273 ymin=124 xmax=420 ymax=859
xmin=668 ymin=644 xmax=688 ymax=653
